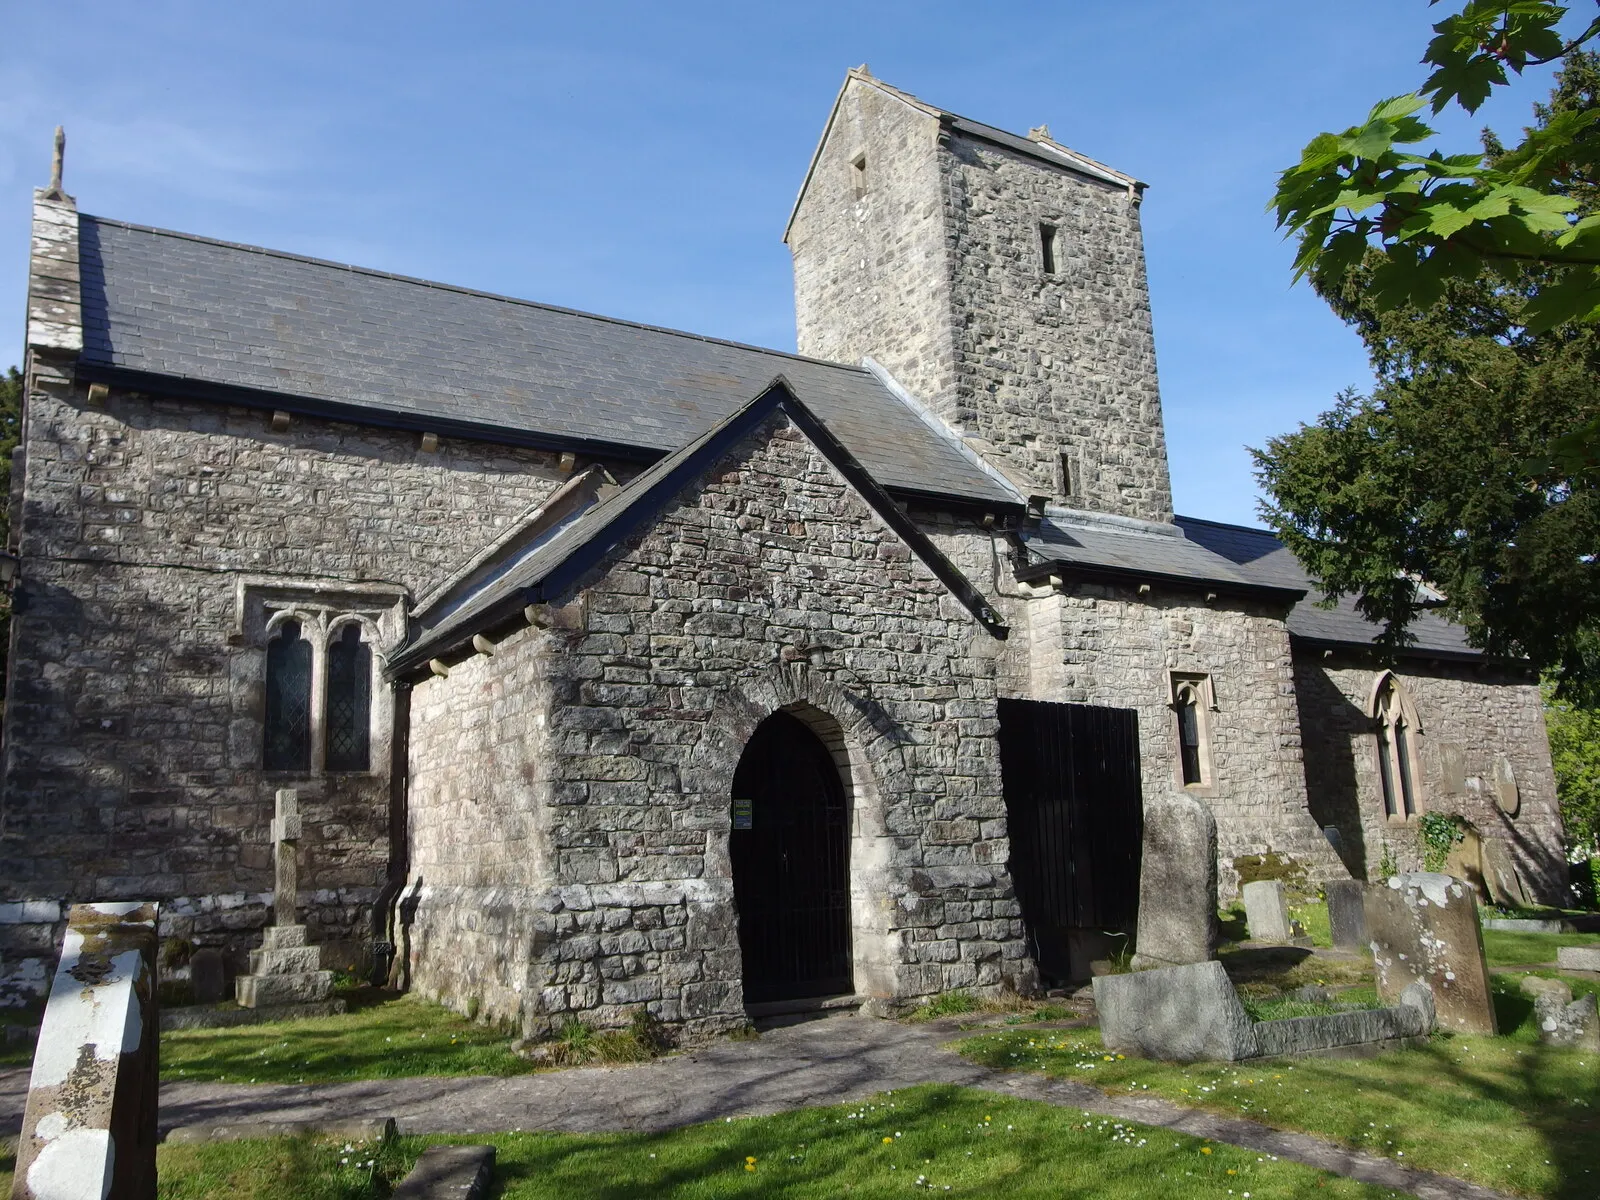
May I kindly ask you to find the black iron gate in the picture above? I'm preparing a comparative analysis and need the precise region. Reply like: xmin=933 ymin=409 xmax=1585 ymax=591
xmin=730 ymin=711 xmax=852 ymax=1004
xmin=997 ymin=699 xmax=1143 ymax=982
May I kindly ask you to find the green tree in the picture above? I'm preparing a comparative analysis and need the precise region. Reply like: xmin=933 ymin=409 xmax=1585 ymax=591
xmin=1273 ymin=2 xmax=1600 ymax=473
xmin=1255 ymin=54 xmax=1600 ymax=700
xmin=1546 ymin=686 xmax=1600 ymax=853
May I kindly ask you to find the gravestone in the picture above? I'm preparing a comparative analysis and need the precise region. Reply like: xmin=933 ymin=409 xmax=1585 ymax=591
xmin=1524 ymin=979 xmax=1600 ymax=1050
xmin=1130 ymin=792 xmax=1217 ymax=970
xmin=1095 ymin=960 xmax=1258 ymax=1062
xmin=189 ymin=948 xmax=226 ymax=1004
xmin=1324 ymin=879 xmax=1368 ymax=951
xmin=11 ymin=902 xmax=160 ymax=1200
xmin=1242 ymin=880 xmax=1293 ymax=943
xmin=234 ymin=790 xmax=343 ymax=1016
xmin=1556 ymin=945 xmax=1600 ymax=972
xmin=1481 ymin=839 xmax=1530 ymax=909
xmin=1365 ymin=872 xmax=1496 ymax=1034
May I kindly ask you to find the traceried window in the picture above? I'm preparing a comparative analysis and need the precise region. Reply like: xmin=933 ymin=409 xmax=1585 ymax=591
xmin=1170 ymin=673 xmax=1214 ymax=789
xmin=261 ymin=612 xmax=378 ymax=775
xmin=263 ymin=620 xmax=313 ymax=772
xmin=1374 ymin=674 xmax=1420 ymax=819
xmin=326 ymin=623 xmax=373 ymax=772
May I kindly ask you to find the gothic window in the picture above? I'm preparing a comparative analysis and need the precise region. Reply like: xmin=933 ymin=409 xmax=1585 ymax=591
xmin=263 ymin=620 xmax=312 ymax=772
xmin=1170 ymin=674 xmax=1214 ymax=789
xmin=325 ymin=623 xmax=372 ymax=772
xmin=1374 ymin=675 xmax=1420 ymax=819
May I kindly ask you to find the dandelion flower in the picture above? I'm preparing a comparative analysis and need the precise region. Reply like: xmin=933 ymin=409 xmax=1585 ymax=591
xmin=884 ymin=1136 xmax=894 ymax=1144
xmin=1201 ymin=1147 xmax=1213 ymax=1155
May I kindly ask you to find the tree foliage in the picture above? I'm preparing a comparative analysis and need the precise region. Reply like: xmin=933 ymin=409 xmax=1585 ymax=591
xmin=1274 ymin=2 xmax=1600 ymax=471
xmin=1255 ymin=53 xmax=1600 ymax=701
xmin=1546 ymin=685 xmax=1600 ymax=852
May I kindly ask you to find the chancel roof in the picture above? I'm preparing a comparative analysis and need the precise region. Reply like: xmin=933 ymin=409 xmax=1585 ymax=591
xmin=1175 ymin=516 xmax=1483 ymax=659
xmin=75 ymin=215 xmax=1022 ymax=512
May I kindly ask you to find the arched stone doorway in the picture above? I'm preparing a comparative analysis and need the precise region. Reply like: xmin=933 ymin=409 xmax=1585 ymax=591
xmin=729 ymin=710 xmax=853 ymax=1003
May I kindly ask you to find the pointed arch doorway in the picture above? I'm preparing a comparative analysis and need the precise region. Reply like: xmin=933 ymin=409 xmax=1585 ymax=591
xmin=730 ymin=710 xmax=853 ymax=1004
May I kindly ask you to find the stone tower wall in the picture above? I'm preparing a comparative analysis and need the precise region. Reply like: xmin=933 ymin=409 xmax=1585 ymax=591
xmin=790 ymin=75 xmax=1174 ymax=520
xmin=939 ymin=136 xmax=1173 ymax=520
xmin=789 ymin=79 xmax=956 ymax=412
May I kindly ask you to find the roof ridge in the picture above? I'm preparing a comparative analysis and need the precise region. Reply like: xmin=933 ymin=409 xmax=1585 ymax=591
xmin=1174 ymin=513 xmax=1279 ymax=536
xmin=80 ymin=213 xmax=870 ymax=376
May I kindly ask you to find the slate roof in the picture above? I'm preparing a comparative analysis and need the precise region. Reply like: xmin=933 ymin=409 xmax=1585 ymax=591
xmin=1019 ymin=513 xmax=1305 ymax=603
xmin=391 ymin=380 xmax=1010 ymax=675
xmin=74 ymin=215 xmax=1022 ymax=512
xmin=1175 ymin=516 xmax=1482 ymax=658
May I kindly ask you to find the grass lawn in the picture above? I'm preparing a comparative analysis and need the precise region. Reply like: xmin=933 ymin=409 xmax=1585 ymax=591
xmin=160 ymin=991 xmax=536 ymax=1084
xmin=1482 ymin=929 xmax=1600 ymax=968
xmin=12 ymin=1085 xmax=1407 ymax=1200
xmin=960 ymin=977 xmax=1600 ymax=1199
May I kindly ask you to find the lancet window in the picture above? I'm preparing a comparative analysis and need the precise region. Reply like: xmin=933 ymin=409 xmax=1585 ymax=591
xmin=1373 ymin=674 xmax=1420 ymax=820
xmin=262 ymin=610 xmax=378 ymax=775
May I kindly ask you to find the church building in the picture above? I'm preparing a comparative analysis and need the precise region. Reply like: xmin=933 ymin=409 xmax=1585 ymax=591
xmin=0 ymin=70 xmax=1564 ymax=1032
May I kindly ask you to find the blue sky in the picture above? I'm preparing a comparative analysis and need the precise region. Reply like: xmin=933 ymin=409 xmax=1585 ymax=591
xmin=0 ymin=2 xmax=1573 ymax=524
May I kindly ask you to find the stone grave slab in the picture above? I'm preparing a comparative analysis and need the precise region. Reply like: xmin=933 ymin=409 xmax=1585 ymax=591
xmin=1323 ymin=879 xmax=1368 ymax=950
xmin=1095 ymin=960 xmax=1258 ymax=1062
xmin=11 ymin=902 xmax=160 ymax=1200
xmin=189 ymin=948 xmax=226 ymax=1004
xmin=1242 ymin=880 xmax=1293 ymax=943
xmin=1365 ymin=873 xmax=1496 ymax=1034
xmin=1130 ymin=791 xmax=1217 ymax=970
xmin=1556 ymin=945 xmax=1600 ymax=972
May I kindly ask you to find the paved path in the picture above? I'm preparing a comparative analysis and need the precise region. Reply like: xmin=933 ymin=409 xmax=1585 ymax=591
xmin=0 ymin=1014 xmax=1512 ymax=1200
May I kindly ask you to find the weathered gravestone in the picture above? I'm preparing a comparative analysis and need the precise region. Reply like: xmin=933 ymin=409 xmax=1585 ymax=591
xmin=1556 ymin=945 xmax=1600 ymax=972
xmin=1366 ymin=872 xmax=1496 ymax=1034
xmin=234 ymin=790 xmax=342 ymax=1016
xmin=11 ymin=902 xmax=159 ymax=1200
xmin=1481 ymin=838 xmax=1530 ymax=909
xmin=1242 ymin=880 xmax=1293 ymax=943
xmin=1521 ymin=976 xmax=1600 ymax=1050
xmin=188 ymin=948 xmax=226 ymax=1004
xmin=1324 ymin=879 xmax=1368 ymax=951
xmin=1130 ymin=792 xmax=1217 ymax=970
xmin=1096 ymin=960 xmax=1258 ymax=1062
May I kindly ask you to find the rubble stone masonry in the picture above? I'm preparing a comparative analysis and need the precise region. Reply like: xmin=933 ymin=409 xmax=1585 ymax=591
xmin=403 ymin=410 xmax=1032 ymax=1037
xmin=0 ymin=378 xmax=564 ymax=997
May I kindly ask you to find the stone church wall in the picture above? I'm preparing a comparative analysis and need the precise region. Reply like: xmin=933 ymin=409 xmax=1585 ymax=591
xmin=0 ymin=379 xmax=566 ymax=998
xmin=403 ymin=410 xmax=1034 ymax=1037
xmin=1294 ymin=655 xmax=1565 ymax=903
xmin=790 ymin=76 xmax=1173 ymax=519
xmin=936 ymin=136 xmax=1173 ymax=520
xmin=1024 ymin=582 xmax=1346 ymax=897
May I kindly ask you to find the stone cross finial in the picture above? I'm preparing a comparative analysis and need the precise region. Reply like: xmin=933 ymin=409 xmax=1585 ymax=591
xmin=272 ymin=787 xmax=301 ymax=927
xmin=1028 ymin=124 xmax=1052 ymax=143
xmin=42 ymin=126 xmax=66 ymax=201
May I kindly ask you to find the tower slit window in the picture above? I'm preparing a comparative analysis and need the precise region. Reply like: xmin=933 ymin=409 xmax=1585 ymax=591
xmin=1040 ymin=223 xmax=1059 ymax=275
xmin=326 ymin=623 xmax=372 ymax=772
xmin=264 ymin=620 xmax=312 ymax=772
xmin=851 ymin=153 xmax=868 ymax=199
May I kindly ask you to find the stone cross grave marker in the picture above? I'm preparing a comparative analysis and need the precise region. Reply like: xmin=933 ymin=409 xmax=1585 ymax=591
xmin=272 ymin=787 xmax=301 ymax=927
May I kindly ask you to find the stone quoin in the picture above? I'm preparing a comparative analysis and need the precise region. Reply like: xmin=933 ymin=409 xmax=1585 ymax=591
xmin=0 ymin=68 xmax=1565 ymax=1033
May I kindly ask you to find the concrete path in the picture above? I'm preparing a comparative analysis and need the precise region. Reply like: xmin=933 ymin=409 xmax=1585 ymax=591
xmin=0 ymin=1014 xmax=1512 ymax=1200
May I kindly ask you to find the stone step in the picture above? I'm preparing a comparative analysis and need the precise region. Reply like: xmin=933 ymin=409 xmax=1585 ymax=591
xmin=261 ymin=925 xmax=309 ymax=950
xmin=391 ymin=1145 xmax=495 ymax=1200
xmin=249 ymin=945 xmax=321 ymax=976
xmin=236 ymin=970 xmax=335 ymax=1008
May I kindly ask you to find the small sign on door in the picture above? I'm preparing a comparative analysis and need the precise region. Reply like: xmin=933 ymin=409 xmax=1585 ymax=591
xmin=732 ymin=797 xmax=754 ymax=830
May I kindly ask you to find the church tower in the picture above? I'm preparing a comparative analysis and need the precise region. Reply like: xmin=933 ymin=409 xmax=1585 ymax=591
xmin=786 ymin=69 xmax=1173 ymax=523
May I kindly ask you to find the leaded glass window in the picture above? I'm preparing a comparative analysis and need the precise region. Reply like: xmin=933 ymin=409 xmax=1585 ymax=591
xmin=1375 ymin=677 xmax=1419 ymax=819
xmin=264 ymin=621 xmax=312 ymax=772
xmin=326 ymin=623 xmax=372 ymax=772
